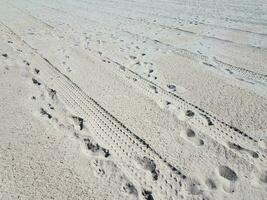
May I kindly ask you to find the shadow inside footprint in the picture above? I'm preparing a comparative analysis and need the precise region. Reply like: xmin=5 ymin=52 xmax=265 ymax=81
xmin=72 ymin=116 xmax=84 ymax=130
xmin=40 ymin=108 xmax=52 ymax=119
xmin=123 ymin=182 xmax=138 ymax=197
xmin=181 ymin=128 xmax=204 ymax=146
xmin=142 ymin=190 xmax=154 ymax=200
xmin=1 ymin=53 xmax=8 ymax=58
xmin=83 ymin=138 xmax=110 ymax=158
xmin=218 ymin=165 xmax=237 ymax=181
xmin=205 ymin=178 xmax=217 ymax=190
xmin=34 ymin=68 xmax=40 ymax=74
xmin=227 ymin=142 xmax=259 ymax=159
xmin=137 ymin=156 xmax=159 ymax=181
xmin=167 ymin=84 xmax=176 ymax=92
xmin=32 ymin=78 xmax=41 ymax=86
xmin=47 ymin=88 xmax=57 ymax=100
xmin=215 ymin=165 xmax=238 ymax=193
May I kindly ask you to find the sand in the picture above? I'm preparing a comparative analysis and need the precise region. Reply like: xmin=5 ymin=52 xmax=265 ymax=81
xmin=0 ymin=0 xmax=266 ymax=199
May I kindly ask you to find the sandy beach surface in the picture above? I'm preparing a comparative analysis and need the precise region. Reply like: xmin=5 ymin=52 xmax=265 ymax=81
xmin=0 ymin=0 xmax=267 ymax=199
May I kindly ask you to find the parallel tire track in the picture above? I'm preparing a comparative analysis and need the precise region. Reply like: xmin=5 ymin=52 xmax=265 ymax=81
xmin=31 ymin=2 xmax=266 ymax=86
xmin=97 ymin=54 xmax=267 ymax=168
xmin=3 ymin=4 xmax=266 ymax=168
xmin=0 ymin=23 xmax=205 ymax=200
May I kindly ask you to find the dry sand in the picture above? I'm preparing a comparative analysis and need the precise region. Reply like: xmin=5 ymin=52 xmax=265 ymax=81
xmin=0 ymin=0 xmax=267 ymax=199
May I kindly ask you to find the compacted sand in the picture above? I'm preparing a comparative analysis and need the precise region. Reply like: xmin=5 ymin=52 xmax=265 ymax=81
xmin=0 ymin=0 xmax=267 ymax=199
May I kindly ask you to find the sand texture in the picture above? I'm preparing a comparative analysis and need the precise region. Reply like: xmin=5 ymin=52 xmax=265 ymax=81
xmin=0 ymin=0 xmax=267 ymax=199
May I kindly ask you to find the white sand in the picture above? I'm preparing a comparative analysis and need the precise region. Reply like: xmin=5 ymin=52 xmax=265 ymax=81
xmin=0 ymin=0 xmax=266 ymax=199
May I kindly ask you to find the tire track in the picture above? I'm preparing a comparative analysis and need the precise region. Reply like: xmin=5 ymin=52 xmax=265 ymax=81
xmin=0 ymin=23 xmax=206 ymax=200
xmin=73 ymin=0 xmax=267 ymax=50
xmin=22 ymin=1 xmax=266 ymax=86
xmin=213 ymin=57 xmax=267 ymax=83
xmin=96 ymin=54 xmax=267 ymax=168
xmin=3 ymin=4 xmax=266 ymax=167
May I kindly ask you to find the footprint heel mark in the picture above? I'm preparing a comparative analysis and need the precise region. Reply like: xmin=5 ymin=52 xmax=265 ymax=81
xmin=167 ymin=84 xmax=176 ymax=92
xmin=218 ymin=166 xmax=237 ymax=181
xmin=217 ymin=165 xmax=237 ymax=193
xmin=185 ymin=110 xmax=194 ymax=117
xmin=34 ymin=68 xmax=40 ymax=74
xmin=122 ymin=182 xmax=138 ymax=197
xmin=32 ymin=78 xmax=41 ymax=86
xmin=174 ymin=110 xmax=195 ymax=121
xmin=181 ymin=128 xmax=204 ymax=147
xmin=72 ymin=116 xmax=84 ymax=130
xmin=1 ymin=53 xmax=8 ymax=58
xmin=47 ymin=88 xmax=57 ymax=100
xmin=137 ymin=156 xmax=159 ymax=181
xmin=142 ymin=190 xmax=154 ymax=200
xmin=205 ymin=178 xmax=217 ymax=190
xmin=185 ymin=129 xmax=195 ymax=137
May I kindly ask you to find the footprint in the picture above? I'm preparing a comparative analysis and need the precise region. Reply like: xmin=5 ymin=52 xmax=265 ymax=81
xmin=1 ymin=53 xmax=8 ymax=58
xmin=142 ymin=190 xmax=154 ymax=200
xmin=119 ymin=66 xmax=126 ymax=71
xmin=174 ymin=109 xmax=195 ymax=121
xmin=205 ymin=178 xmax=217 ymax=190
xmin=91 ymin=159 xmax=106 ymax=176
xmin=218 ymin=166 xmax=237 ymax=181
xmin=167 ymin=84 xmax=176 ymax=92
xmin=129 ymin=55 xmax=137 ymax=60
xmin=180 ymin=128 xmax=204 ymax=146
xmin=186 ymin=129 xmax=195 ymax=137
xmin=72 ymin=116 xmax=84 ymax=130
xmin=47 ymin=88 xmax=57 ymax=100
xmin=23 ymin=60 xmax=30 ymax=66
xmin=149 ymin=85 xmax=158 ymax=94
xmin=34 ymin=68 xmax=40 ymax=74
xmin=32 ymin=78 xmax=41 ymax=86
xmin=217 ymin=165 xmax=237 ymax=193
xmin=122 ymin=182 xmax=138 ymax=197
xmin=148 ymin=69 xmax=154 ymax=74
xmin=83 ymin=138 xmax=110 ymax=158
xmin=136 ymin=156 xmax=159 ymax=180
xmin=227 ymin=142 xmax=259 ymax=159
xmin=40 ymin=108 xmax=52 ymax=119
